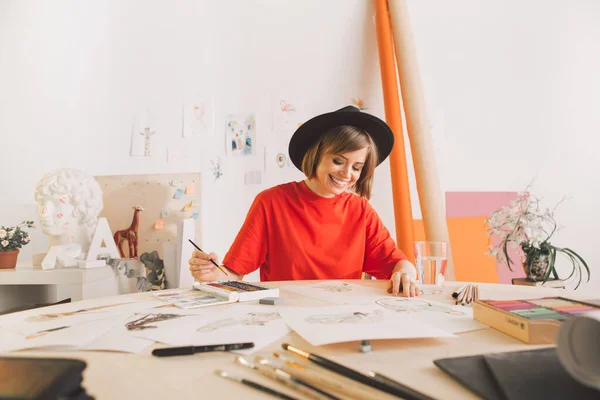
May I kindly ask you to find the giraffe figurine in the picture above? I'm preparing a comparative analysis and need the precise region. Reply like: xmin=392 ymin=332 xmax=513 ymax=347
xmin=113 ymin=205 xmax=144 ymax=259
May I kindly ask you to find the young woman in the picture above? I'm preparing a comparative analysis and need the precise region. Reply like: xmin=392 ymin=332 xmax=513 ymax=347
xmin=189 ymin=106 xmax=420 ymax=297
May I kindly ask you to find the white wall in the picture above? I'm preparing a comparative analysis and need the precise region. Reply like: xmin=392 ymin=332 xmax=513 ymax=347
xmin=1 ymin=0 xmax=598 ymax=291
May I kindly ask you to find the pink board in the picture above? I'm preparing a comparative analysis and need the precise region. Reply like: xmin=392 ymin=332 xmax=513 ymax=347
xmin=446 ymin=192 xmax=526 ymax=284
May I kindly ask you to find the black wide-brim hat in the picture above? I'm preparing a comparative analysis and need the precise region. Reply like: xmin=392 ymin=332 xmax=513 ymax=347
xmin=288 ymin=105 xmax=395 ymax=171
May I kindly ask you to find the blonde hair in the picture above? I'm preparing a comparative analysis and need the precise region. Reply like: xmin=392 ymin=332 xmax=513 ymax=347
xmin=301 ymin=125 xmax=378 ymax=199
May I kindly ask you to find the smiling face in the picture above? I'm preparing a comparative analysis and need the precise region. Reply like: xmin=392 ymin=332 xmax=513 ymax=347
xmin=308 ymin=148 xmax=368 ymax=198
xmin=301 ymin=125 xmax=378 ymax=199
xmin=37 ymin=194 xmax=76 ymax=236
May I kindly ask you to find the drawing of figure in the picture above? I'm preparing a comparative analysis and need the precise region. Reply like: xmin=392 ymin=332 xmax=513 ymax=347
xmin=125 ymin=313 xmax=184 ymax=331
xmin=226 ymin=114 xmax=255 ymax=156
xmin=25 ymin=302 xmax=130 ymax=322
xmin=196 ymin=312 xmax=280 ymax=332
xmin=242 ymin=312 xmax=280 ymax=326
xmin=209 ymin=158 xmax=223 ymax=180
xmin=317 ymin=282 xmax=352 ymax=293
xmin=191 ymin=103 xmax=208 ymax=136
xmin=375 ymin=298 xmax=464 ymax=316
xmin=306 ymin=310 xmax=384 ymax=324
xmin=197 ymin=318 xmax=238 ymax=333
xmin=352 ymin=98 xmax=368 ymax=111
xmin=139 ymin=127 xmax=156 ymax=156
xmin=280 ymin=100 xmax=296 ymax=114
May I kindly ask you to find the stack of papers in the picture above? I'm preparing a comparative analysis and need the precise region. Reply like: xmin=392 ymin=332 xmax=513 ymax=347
xmin=0 ymin=281 xmax=486 ymax=354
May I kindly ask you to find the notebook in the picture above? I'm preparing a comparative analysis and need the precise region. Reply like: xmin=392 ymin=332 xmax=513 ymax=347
xmin=0 ymin=357 xmax=93 ymax=400
xmin=434 ymin=348 xmax=600 ymax=400
xmin=153 ymin=280 xmax=279 ymax=309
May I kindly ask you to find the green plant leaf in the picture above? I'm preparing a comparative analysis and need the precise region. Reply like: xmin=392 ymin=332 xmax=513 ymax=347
xmin=562 ymin=247 xmax=590 ymax=289
xmin=503 ymin=240 xmax=514 ymax=272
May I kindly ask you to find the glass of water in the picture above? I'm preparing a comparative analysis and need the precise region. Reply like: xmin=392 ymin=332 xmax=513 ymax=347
xmin=414 ymin=241 xmax=448 ymax=294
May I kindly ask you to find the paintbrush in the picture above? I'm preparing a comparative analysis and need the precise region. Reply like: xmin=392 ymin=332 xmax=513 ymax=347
xmin=281 ymin=343 xmax=435 ymax=400
xmin=188 ymin=239 xmax=229 ymax=276
xmin=235 ymin=356 xmax=340 ymax=400
xmin=215 ymin=369 xmax=299 ymax=400
xmin=265 ymin=354 xmax=387 ymax=400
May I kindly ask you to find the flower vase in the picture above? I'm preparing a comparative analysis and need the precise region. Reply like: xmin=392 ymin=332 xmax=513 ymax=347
xmin=523 ymin=251 xmax=550 ymax=281
xmin=0 ymin=250 xmax=19 ymax=269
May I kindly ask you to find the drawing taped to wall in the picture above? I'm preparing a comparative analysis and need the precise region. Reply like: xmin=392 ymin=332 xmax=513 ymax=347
xmin=225 ymin=114 xmax=255 ymax=156
xmin=183 ymin=97 xmax=214 ymax=138
xmin=130 ymin=109 xmax=158 ymax=157
xmin=351 ymin=98 xmax=368 ymax=111
xmin=210 ymin=157 xmax=223 ymax=180
xmin=271 ymin=94 xmax=301 ymax=132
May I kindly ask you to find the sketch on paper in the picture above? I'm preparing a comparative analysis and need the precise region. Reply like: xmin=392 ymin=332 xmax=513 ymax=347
xmin=316 ymin=282 xmax=353 ymax=293
xmin=209 ymin=157 xmax=223 ymax=180
xmin=25 ymin=302 xmax=132 ymax=323
xmin=125 ymin=313 xmax=185 ymax=331
xmin=278 ymin=305 xmax=455 ymax=346
xmin=139 ymin=127 xmax=156 ymax=157
xmin=26 ymin=326 xmax=70 ymax=340
xmin=183 ymin=99 xmax=213 ymax=138
xmin=275 ymin=153 xmax=294 ymax=168
xmin=197 ymin=312 xmax=280 ymax=332
xmin=272 ymin=98 xmax=298 ymax=131
xmin=352 ymin=98 xmax=368 ymax=111
xmin=306 ymin=310 xmax=384 ymax=324
xmin=375 ymin=298 xmax=465 ymax=316
xmin=225 ymin=114 xmax=255 ymax=156
xmin=275 ymin=153 xmax=287 ymax=168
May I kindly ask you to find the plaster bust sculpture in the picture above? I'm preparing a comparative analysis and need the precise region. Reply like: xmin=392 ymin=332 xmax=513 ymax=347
xmin=34 ymin=168 xmax=104 ymax=255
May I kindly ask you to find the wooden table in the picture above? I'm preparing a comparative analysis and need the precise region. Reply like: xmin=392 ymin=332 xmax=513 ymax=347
xmin=2 ymin=280 xmax=596 ymax=400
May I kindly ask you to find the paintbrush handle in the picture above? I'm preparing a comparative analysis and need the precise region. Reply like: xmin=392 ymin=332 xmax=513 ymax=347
xmin=278 ymin=363 xmax=383 ymax=400
xmin=188 ymin=239 xmax=229 ymax=276
xmin=255 ymin=365 xmax=334 ymax=400
xmin=241 ymin=379 xmax=299 ymax=400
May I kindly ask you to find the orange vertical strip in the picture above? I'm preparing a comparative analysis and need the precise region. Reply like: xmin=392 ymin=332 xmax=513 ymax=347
xmin=373 ymin=0 xmax=415 ymax=263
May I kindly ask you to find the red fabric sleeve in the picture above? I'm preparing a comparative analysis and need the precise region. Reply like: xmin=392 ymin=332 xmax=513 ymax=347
xmin=222 ymin=194 xmax=268 ymax=276
xmin=362 ymin=202 xmax=408 ymax=280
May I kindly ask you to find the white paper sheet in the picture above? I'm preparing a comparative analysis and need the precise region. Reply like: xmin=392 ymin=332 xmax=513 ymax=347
xmin=278 ymin=305 xmax=455 ymax=346
xmin=0 ymin=314 xmax=129 ymax=352
xmin=373 ymin=297 xmax=486 ymax=334
xmin=281 ymin=281 xmax=387 ymax=305
xmin=132 ymin=305 xmax=291 ymax=354
xmin=80 ymin=323 xmax=155 ymax=353
xmin=0 ymin=299 xmax=164 ymax=336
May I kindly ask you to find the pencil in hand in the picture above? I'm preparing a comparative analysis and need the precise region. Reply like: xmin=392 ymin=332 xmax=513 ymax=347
xmin=188 ymin=239 xmax=229 ymax=276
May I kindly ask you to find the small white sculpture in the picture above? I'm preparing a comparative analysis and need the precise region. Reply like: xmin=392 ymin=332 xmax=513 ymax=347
xmin=34 ymin=168 xmax=104 ymax=258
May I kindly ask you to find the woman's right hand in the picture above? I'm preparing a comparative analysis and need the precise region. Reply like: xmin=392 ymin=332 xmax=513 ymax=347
xmin=189 ymin=250 xmax=221 ymax=282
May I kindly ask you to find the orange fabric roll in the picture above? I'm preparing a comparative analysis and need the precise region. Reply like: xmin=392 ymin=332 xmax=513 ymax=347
xmin=373 ymin=0 xmax=416 ymax=263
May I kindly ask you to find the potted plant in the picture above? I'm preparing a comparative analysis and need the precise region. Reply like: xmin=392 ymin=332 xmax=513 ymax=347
xmin=0 ymin=221 xmax=35 ymax=269
xmin=485 ymin=191 xmax=589 ymax=289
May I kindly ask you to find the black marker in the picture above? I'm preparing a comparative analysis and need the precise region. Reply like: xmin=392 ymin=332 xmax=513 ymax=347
xmin=152 ymin=342 xmax=254 ymax=357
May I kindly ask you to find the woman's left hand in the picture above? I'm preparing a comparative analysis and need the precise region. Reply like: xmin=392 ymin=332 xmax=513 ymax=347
xmin=388 ymin=271 xmax=421 ymax=297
